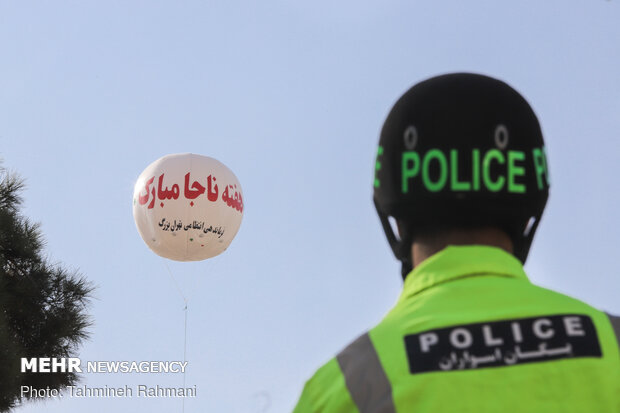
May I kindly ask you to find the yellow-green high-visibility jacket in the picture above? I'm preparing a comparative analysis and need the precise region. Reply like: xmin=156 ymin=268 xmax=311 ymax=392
xmin=293 ymin=245 xmax=620 ymax=413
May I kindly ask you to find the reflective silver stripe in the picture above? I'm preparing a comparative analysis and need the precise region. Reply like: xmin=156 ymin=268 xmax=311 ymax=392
xmin=606 ymin=313 xmax=620 ymax=349
xmin=336 ymin=333 xmax=397 ymax=413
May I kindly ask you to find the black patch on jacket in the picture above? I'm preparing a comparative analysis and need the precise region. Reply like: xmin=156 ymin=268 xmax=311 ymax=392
xmin=404 ymin=314 xmax=601 ymax=374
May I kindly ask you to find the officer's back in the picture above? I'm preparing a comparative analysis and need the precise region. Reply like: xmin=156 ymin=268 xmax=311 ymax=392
xmin=293 ymin=73 xmax=620 ymax=412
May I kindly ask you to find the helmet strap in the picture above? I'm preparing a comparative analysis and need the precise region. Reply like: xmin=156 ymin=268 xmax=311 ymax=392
xmin=512 ymin=213 xmax=543 ymax=263
xmin=374 ymin=199 xmax=414 ymax=281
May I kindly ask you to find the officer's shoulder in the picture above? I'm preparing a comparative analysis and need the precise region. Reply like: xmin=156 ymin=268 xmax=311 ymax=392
xmin=303 ymin=333 xmax=377 ymax=391
xmin=308 ymin=356 xmax=342 ymax=386
xmin=298 ymin=356 xmax=356 ymax=412
xmin=526 ymin=281 xmax=609 ymax=315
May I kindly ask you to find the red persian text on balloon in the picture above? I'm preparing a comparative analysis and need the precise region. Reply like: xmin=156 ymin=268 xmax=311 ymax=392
xmin=137 ymin=172 xmax=243 ymax=212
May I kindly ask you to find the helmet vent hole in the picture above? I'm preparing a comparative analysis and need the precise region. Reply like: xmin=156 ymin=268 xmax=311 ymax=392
xmin=494 ymin=124 xmax=509 ymax=150
xmin=388 ymin=216 xmax=401 ymax=241
xmin=404 ymin=126 xmax=418 ymax=150
xmin=523 ymin=216 xmax=537 ymax=237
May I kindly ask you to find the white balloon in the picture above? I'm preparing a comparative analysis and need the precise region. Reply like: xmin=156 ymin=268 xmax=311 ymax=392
xmin=132 ymin=153 xmax=243 ymax=261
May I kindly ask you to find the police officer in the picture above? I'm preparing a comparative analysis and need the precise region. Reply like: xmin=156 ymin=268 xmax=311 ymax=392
xmin=293 ymin=73 xmax=620 ymax=412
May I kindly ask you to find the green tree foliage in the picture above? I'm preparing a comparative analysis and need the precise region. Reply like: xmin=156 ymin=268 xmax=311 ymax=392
xmin=0 ymin=167 xmax=93 ymax=411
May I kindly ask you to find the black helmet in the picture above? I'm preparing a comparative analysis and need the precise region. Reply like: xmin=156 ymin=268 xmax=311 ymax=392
xmin=373 ymin=73 xmax=550 ymax=278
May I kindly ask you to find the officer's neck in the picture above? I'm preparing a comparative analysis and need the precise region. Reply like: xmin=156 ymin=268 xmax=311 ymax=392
xmin=411 ymin=227 xmax=514 ymax=267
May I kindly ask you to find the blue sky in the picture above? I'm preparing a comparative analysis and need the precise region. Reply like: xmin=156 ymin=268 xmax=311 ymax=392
xmin=1 ymin=1 xmax=619 ymax=412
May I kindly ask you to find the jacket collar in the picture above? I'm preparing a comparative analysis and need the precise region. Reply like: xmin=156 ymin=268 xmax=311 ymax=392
xmin=400 ymin=245 xmax=530 ymax=301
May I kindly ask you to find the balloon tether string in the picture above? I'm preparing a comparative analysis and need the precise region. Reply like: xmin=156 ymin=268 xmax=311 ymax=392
xmin=164 ymin=261 xmax=188 ymax=413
